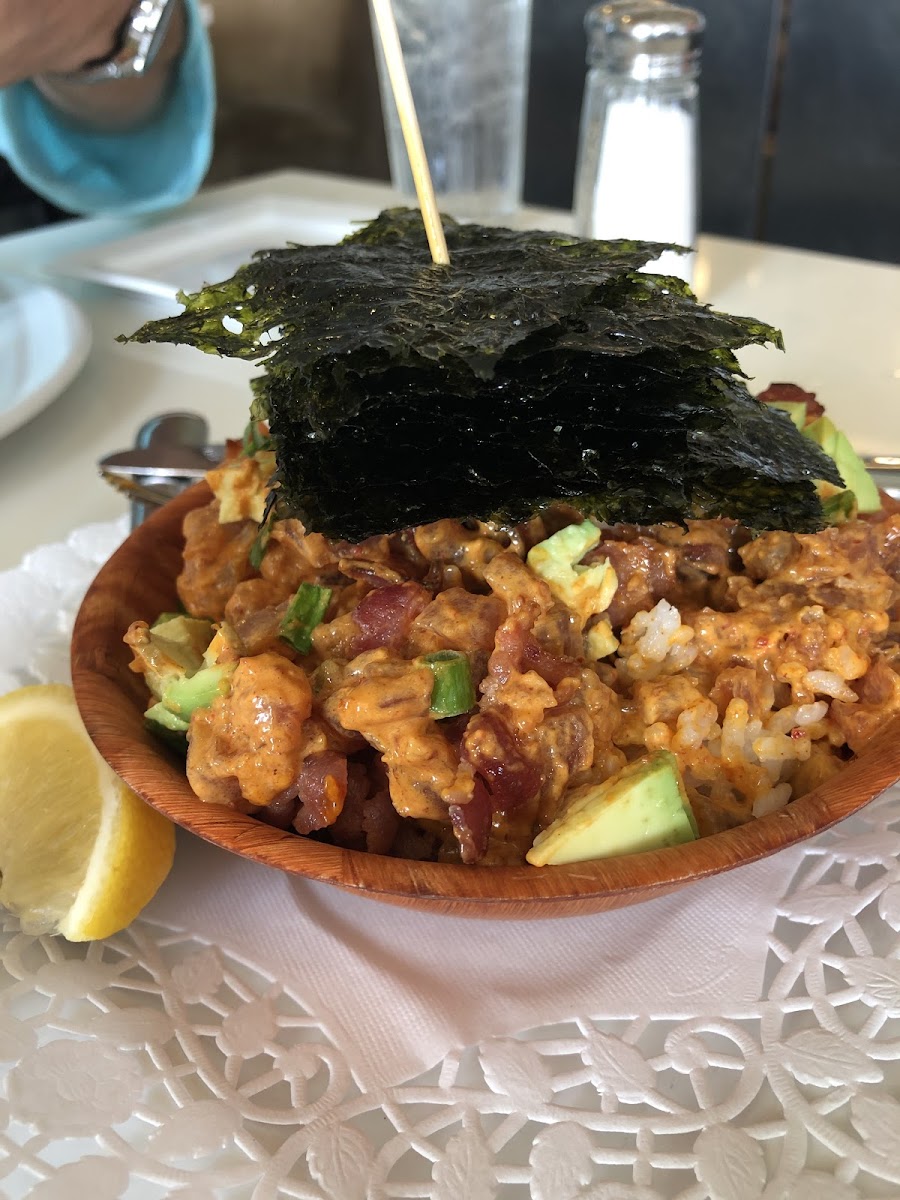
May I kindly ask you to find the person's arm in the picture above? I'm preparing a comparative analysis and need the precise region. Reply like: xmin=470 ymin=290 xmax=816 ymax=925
xmin=0 ymin=0 xmax=215 ymax=215
xmin=33 ymin=1 xmax=187 ymax=133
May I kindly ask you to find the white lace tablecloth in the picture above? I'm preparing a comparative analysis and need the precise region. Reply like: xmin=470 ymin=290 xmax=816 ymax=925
xmin=1 ymin=521 xmax=899 ymax=1200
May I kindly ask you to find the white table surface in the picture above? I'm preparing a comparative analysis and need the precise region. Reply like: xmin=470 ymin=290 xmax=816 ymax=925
xmin=0 ymin=167 xmax=898 ymax=572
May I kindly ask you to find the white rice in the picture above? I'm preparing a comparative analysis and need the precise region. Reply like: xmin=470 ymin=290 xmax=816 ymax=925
xmin=753 ymin=731 xmax=812 ymax=765
xmin=617 ymin=598 xmax=698 ymax=682
xmin=823 ymin=644 xmax=868 ymax=681
xmin=767 ymin=701 xmax=828 ymax=735
xmin=672 ymin=698 xmax=719 ymax=751
xmin=804 ymin=669 xmax=859 ymax=703
xmin=752 ymin=782 xmax=792 ymax=817
xmin=613 ymin=589 xmax=869 ymax=822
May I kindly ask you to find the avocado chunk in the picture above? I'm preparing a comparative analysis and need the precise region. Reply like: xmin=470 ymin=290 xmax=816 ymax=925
xmin=803 ymin=415 xmax=881 ymax=513
xmin=768 ymin=400 xmax=807 ymax=430
xmin=145 ymin=701 xmax=190 ymax=733
xmin=151 ymin=611 xmax=187 ymax=628
xmin=526 ymin=519 xmax=618 ymax=627
xmin=127 ymin=615 xmax=235 ymax=739
xmin=160 ymin=662 xmax=235 ymax=720
xmin=526 ymin=750 xmax=698 ymax=867
xmin=149 ymin=615 xmax=215 ymax=664
xmin=144 ymin=702 xmax=189 ymax=755
xmin=126 ymin=615 xmax=216 ymax=699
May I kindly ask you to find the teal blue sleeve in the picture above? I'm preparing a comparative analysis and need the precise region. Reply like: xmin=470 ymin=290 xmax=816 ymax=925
xmin=0 ymin=0 xmax=214 ymax=216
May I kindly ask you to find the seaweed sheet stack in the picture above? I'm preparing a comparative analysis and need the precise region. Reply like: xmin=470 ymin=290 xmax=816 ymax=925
xmin=123 ymin=209 xmax=840 ymax=540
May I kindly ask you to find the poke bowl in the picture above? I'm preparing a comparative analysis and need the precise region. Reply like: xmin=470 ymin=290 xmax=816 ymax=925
xmin=70 ymin=480 xmax=900 ymax=920
xmin=70 ymin=210 xmax=900 ymax=918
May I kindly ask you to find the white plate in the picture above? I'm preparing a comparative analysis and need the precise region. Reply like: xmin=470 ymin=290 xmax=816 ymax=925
xmin=0 ymin=277 xmax=92 ymax=441
xmin=51 ymin=194 xmax=365 ymax=300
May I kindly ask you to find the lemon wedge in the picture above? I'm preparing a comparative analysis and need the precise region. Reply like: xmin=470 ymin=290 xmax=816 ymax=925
xmin=0 ymin=684 xmax=175 ymax=941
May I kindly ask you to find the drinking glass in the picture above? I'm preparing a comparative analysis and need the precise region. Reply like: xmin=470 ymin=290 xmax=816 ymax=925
xmin=371 ymin=0 xmax=532 ymax=223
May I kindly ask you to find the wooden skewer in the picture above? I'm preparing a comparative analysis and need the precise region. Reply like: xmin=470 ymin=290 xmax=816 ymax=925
xmin=370 ymin=0 xmax=450 ymax=266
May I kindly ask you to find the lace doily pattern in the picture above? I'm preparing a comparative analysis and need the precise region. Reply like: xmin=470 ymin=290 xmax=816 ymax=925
xmin=1 ymin=524 xmax=898 ymax=1199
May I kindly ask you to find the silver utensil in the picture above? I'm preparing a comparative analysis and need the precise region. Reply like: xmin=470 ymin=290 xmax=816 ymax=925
xmin=864 ymin=456 xmax=900 ymax=499
xmin=101 ymin=412 xmax=223 ymax=529
xmin=99 ymin=444 xmax=224 ymax=479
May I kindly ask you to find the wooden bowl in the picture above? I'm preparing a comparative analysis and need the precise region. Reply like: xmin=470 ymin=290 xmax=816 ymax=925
xmin=71 ymin=484 xmax=900 ymax=919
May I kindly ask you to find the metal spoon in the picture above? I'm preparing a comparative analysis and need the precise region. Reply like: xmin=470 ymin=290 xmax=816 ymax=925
xmin=101 ymin=412 xmax=222 ymax=528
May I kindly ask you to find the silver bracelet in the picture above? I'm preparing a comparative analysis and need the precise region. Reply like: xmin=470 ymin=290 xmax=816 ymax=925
xmin=62 ymin=0 xmax=178 ymax=84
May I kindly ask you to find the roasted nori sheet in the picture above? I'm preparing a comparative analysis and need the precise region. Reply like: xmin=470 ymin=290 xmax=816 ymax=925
xmin=121 ymin=208 xmax=840 ymax=540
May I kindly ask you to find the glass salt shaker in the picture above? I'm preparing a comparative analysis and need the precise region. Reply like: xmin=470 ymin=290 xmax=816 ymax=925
xmin=574 ymin=0 xmax=705 ymax=283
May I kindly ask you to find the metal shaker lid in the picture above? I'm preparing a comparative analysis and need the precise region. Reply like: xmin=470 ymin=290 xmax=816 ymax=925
xmin=585 ymin=0 xmax=705 ymax=79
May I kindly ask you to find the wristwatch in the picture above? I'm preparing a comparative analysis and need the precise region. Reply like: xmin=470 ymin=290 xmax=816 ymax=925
xmin=67 ymin=0 xmax=178 ymax=84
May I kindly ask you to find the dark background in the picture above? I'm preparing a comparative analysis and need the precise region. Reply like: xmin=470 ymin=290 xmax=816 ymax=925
xmin=524 ymin=0 xmax=900 ymax=263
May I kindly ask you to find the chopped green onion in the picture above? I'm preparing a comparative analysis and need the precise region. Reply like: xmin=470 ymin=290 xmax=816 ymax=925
xmin=423 ymin=651 xmax=476 ymax=719
xmin=821 ymin=489 xmax=856 ymax=525
xmin=280 ymin=583 xmax=332 ymax=654
xmin=241 ymin=419 xmax=273 ymax=456
xmin=249 ymin=519 xmax=272 ymax=570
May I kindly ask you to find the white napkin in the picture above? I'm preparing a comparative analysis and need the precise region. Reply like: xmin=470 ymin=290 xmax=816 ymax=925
xmin=144 ymin=828 xmax=807 ymax=1091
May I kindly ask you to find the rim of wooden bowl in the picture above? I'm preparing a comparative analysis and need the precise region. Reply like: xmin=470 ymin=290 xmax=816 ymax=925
xmin=70 ymin=484 xmax=900 ymax=919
